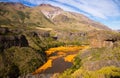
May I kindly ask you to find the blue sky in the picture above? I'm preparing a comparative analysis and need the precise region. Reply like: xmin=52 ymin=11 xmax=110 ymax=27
xmin=0 ymin=0 xmax=120 ymax=30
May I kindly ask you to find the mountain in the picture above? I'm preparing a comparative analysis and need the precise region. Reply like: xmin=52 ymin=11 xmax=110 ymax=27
xmin=118 ymin=30 xmax=120 ymax=32
xmin=0 ymin=2 xmax=54 ymax=28
xmin=36 ymin=4 xmax=63 ymax=19
xmin=1 ymin=2 xmax=120 ymax=78
xmin=0 ymin=2 xmax=111 ymax=44
xmin=35 ymin=4 xmax=110 ymax=31
xmin=0 ymin=2 xmax=110 ymax=31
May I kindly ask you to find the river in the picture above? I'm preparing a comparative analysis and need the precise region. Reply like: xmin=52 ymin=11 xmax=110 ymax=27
xmin=32 ymin=46 xmax=89 ymax=75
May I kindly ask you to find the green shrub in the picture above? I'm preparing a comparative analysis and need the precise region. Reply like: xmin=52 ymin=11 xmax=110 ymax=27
xmin=7 ymin=64 xmax=20 ymax=78
xmin=72 ymin=66 xmax=120 ymax=78
xmin=0 ymin=46 xmax=47 ymax=77
xmin=59 ymin=46 xmax=120 ymax=78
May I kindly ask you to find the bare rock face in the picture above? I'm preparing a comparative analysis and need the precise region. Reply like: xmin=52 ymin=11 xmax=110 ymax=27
xmin=27 ymin=30 xmax=50 ymax=38
xmin=80 ymin=47 xmax=120 ymax=71
xmin=88 ymin=30 xmax=120 ymax=48
xmin=0 ymin=27 xmax=28 ymax=51
xmin=39 ymin=4 xmax=63 ymax=19
xmin=89 ymin=38 xmax=114 ymax=48
xmin=83 ymin=60 xmax=120 ymax=71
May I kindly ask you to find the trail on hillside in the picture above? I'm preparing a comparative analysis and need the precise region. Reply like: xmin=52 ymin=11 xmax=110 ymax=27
xmin=33 ymin=46 xmax=89 ymax=75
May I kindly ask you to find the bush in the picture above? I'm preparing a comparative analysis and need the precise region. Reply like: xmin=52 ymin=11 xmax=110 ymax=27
xmin=72 ymin=66 xmax=120 ymax=78
xmin=59 ymin=46 xmax=120 ymax=78
xmin=0 ymin=46 xmax=47 ymax=77
xmin=59 ymin=56 xmax=82 ymax=78
xmin=8 ymin=64 xmax=20 ymax=78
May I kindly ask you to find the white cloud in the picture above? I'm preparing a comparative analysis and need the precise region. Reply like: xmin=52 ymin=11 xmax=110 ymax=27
xmin=51 ymin=0 xmax=120 ymax=19
xmin=25 ymin=0 xmax=120 ymax=19
xmin=2 ymin=0 xmax=120 ymax=19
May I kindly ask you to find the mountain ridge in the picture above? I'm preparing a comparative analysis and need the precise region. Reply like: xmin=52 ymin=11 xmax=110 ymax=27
xmin=0 ymin=2 xmax=111 ymax=31
xmin=33 ymin=3 xmax=111 ymax=31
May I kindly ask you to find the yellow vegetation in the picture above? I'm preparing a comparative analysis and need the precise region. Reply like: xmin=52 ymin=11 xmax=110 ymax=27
xmin=33 ymin=46 xmax=89 ymax=74
xmin=36 ymin=27 xmax=53 ymax=30
xmin=71 ymin=66 xmax=120 ymax=78
xmin=57 ymin=51 xmax=66 ymax=56
xmin=32 ymin=59 xmax=52 ymax=75
xmin=64 ymin=54 xmax=76 ymax=62
xmin=45 ymin=46 xmax=87 ymax=56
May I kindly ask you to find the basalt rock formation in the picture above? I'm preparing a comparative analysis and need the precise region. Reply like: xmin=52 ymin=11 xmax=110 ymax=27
xmin=0 ymin=27 xmax=28 ymax=51
xmin=88 ymin=30 xmax=120 ymax=48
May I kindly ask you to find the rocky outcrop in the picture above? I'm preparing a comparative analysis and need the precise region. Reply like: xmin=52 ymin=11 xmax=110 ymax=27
xmin=79 ymin=47 xmax=120 ymax=71
xmin=83 ymin=60 xmax=120 ymax=71
xmin=0 ymin=27 xmax=28 ymax=51
xmin=52 ymin=31 xmax=87 ymax=41
xmin=88 ymin=30 xmax=120 ymax=48
xmin=27 ymin=30 xmax=50 ymax=38
xmin=39 ymin=4 xmax=63 ymax=19
xmin=89 ymin=38 xmax=114 ymax=48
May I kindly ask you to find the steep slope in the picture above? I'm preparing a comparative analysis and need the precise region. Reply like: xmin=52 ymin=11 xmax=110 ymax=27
xmin=35 ymin=4 xmax=110 ymax=31
xmin=0 ymin=2 xmax=110 ymax=31
xmin=0 ymin=2 xmax=54 ymax=28
xmin=0 ymin=2 xmax=55 ymax=78
xmin=35 ymin=4 xmax=63 ymax=19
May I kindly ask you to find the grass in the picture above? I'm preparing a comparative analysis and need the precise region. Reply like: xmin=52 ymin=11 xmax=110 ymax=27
xmin=0 ymin=9 xmax=9 ymax=16
xmin=45 ymin=46 xmax=86 ymax=56
xmin=59 ymin=46 xmax=120 ymax=78
xmin=59 ymin=65 xmax=120 ymax=78
xmin=59 ymin=56 xmax=82 ymax=78
xmin=0 ymin=46 xmax=47 ymax=77
xmin=71 ymin=66 xmax=120 ymax=78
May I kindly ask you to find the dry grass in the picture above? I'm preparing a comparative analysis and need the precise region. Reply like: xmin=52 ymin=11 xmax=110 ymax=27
xmin=32 ymin=59 xmax=52 ymax=74
xmin=45 ymin=46 xmax=86 ymax=56
xmin=36 ymin=27 xmax=53 ymax=31
xmin=64 ymin=54 xmax=76 ymax=62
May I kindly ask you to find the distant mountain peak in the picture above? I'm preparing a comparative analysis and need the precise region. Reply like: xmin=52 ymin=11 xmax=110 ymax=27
xmin=37 ymin=4 xmax=63 ymax=19
xmin=0 ymin=2 xmax=111 ymax=31
xmin=39 ymin=4 xmax=63 ymax=11
xmin=117 ymin=30 xmax=120 ymax=32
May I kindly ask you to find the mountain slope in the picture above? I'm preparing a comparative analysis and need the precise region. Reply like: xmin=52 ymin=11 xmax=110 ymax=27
xmin=35 ymin=4 xmax=110 ymax=31
xmin=0 ymin=2 xmax=54 ymax=28
xmin=0 ymin=2 xmax=110 ymax=31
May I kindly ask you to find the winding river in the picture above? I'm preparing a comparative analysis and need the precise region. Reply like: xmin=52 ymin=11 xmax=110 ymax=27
xmin=31 ymin=46 xmax=89 ymax=78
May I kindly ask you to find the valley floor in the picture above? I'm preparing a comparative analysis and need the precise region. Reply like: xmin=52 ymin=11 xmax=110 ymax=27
xmin=32 ymin=46 xmax=89 ymax=76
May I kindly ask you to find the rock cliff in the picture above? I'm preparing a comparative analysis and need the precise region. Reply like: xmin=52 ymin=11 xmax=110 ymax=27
xmin=0 ymin=27 xmax=28 ymax=51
